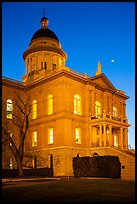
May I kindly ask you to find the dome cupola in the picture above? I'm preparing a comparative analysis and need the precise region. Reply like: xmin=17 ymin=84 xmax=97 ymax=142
xmin=22 ymin=15 xmax=67 ymax=84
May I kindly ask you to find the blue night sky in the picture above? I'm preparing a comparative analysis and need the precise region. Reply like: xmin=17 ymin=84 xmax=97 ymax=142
xmin=2 ymin=2 xmax=135 ymax=149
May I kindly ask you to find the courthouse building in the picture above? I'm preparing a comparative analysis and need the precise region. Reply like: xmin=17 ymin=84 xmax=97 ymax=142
xmin=2 ymin=16 xmax=135 ymax=180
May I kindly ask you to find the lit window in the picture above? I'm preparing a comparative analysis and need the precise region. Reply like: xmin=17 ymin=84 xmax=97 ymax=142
xmin=8 ymin=131 xmax=12 ymax=146
xmin=59 ymin=57 xmax=62 ymax=66
xmin=75 ymin=128 xmax=81 ymax=144
xmin=113 ymin=106 xmax=118 ymax=117
xmin=48 ymin=128 xmax=53 ymax=144
xmin=9 ymin=158 xmax=13 ymax=169
xmin=48 ymin=94 xmax=53 ymax=115
xmin=95 ymin=101 xmax=101 ymax=117
xmin=6 ymin=99 xmax=13 ymax=119
xmin=32 ymin=131 xmax=37 ymax=147
xmin=32 ymin=100 xmax=37 ymax=119
xmin=114 ymin=134 xmax=118 ymax=147
xmin=74 ymin=94 xmax=81 ymax=115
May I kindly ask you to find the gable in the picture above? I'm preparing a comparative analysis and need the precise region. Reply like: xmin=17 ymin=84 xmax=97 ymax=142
xmin=89 ymin=74 xmax=117 ymax=92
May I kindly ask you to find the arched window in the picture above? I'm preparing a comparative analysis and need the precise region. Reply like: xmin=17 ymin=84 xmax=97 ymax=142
xmin=48 ymin=94 xmax=53 ymax=115
xmin=113 ymin=106 xmax=118 ymax=117
xmin=32 ymin=100 xmax=37 ymax=119
xmin=74 ymin=94 xmax=81 ymax=115
xmin=95 ymin=101 xmax=102 ymax=117
xmin=6 ymin=99 xmax=13 ymax=119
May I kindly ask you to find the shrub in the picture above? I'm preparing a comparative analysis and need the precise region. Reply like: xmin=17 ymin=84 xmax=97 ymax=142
xmin=2 ymin=167 xmax=53 ymax=178
xmin=73 ymin=155 xmax=121 ymax=179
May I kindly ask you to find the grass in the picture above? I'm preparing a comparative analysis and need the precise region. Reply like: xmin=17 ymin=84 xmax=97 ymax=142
xmin=2 ymin=178 xmax=135 ymax=202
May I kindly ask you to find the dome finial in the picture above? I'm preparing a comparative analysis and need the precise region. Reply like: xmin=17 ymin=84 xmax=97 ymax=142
xmin=41 ymin=9 xmax=49 ymax=28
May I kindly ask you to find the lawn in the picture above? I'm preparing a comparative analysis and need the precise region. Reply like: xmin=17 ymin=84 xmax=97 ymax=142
xmin=2 ymin=178 xmax=135 ymax=202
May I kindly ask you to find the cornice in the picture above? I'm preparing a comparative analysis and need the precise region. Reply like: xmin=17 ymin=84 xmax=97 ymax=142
xmin=2 ymin=70 xmax=129 ymax=100
xmin=2 ymin=77 xmax=25 ymax=90
xmin=23 ymin=45 xmax=67 ymax=60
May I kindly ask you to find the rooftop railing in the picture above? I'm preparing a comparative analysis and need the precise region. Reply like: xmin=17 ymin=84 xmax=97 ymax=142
xmin=2 ymin=76 xmax=23 ymax=85
xmin=90 ymin=113 xmax=127 ymax=123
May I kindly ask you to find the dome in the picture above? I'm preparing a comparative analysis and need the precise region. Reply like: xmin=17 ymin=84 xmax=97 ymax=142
xmin=31 ymin=28 xmax=59 ymax=42
xmin=30 ymin=17 xmax=59 ymax=42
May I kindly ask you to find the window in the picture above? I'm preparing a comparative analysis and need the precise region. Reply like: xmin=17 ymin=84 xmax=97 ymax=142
xmin=95 ymin=101 xmax=101 ymax=117
xmin=114 ymin=134 xmax=118 ymax=147
xmin=8 ymin=131 xmax=12 ymax=147
xmin=48 ymin=94 xmax=53 ymax=115
xmin=44 ymin=62 xmax=47 ymax=70
xmin=53 ymin=63 xmax=56 ymax=70
xmin=6 ymin=99 xmax=13 ymax=119
xmin=32 ymin=131 xmax=37 ymax=147
xmin=59 ymin=57 xmax=62 ymax=66
xmin=113 ymin=106 xmax=118 ymax=117
xmin=74 ymin=94 xmax=81 ymax=115
xmin=75 ymin=128 xmax=81 ymax=144
xmin=9 ymin=158 xmax=13 ymax=169
xmin=48 ymin=128 xmax=53 ymax=144
xmin=32 ymin=100 xmax=37 ymax=119
xmin=41 ymin=62 xmax=44 ymax=69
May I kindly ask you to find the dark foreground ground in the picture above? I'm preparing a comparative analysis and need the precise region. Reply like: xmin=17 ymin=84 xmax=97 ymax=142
xmin=2 ymin=177 xmax=135 ymax=202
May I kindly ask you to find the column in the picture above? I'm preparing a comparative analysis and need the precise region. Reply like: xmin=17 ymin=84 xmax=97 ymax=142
xmin=91 ymin=89 xmax=95 ymax=116
xmin=28 ymin=58 xmax=30 ymax=73
xmin=103 ymin=124 xmax=107 ymax=147
xmin=124 ymin=128 xmax=128 ymax=149
xmin=120 ymin=127 xmax=123 ymax=149
xmin=109 ymin=95 xmax=112 ymax=118
xmin=35 ymin=55 xmax=38 ymax=70
xmin=89 ymin=90 xmax=92 ymax=114
xmin=103 ymin=92 xmax=107 ymax=115
xmin=109 ymin=125 xmax=113 ymax=147
xmin=30 ymin=58 xmax=32 ymax=72
xmin=99 ymin=124 xmax=102 ymax=147
xmin=89 ymin=124 xmax=92 ymax=148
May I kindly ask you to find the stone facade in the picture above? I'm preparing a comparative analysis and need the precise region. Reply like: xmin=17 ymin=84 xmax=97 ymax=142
xmin=2 ymin=16 xmax=135 ymax=179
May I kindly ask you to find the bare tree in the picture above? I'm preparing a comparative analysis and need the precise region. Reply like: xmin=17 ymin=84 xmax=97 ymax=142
xmin=2 ymin=91 xmax=31 ymax=176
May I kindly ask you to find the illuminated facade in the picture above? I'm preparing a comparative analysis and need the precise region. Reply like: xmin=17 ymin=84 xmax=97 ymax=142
xmin=2 ymin=16 xmax=135 ymax=180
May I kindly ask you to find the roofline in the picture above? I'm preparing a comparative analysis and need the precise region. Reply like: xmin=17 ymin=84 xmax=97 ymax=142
xmin=2 ymin=71 xmax=129 ymax=99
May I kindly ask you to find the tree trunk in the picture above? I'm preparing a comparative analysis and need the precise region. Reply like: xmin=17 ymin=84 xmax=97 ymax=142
xmin=16 ymin=156 xmax=24 ymax=176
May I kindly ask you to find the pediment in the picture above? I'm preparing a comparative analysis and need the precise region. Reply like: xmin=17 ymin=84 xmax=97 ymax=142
xmin=90 ymin=74 xmax=117 ymax=92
